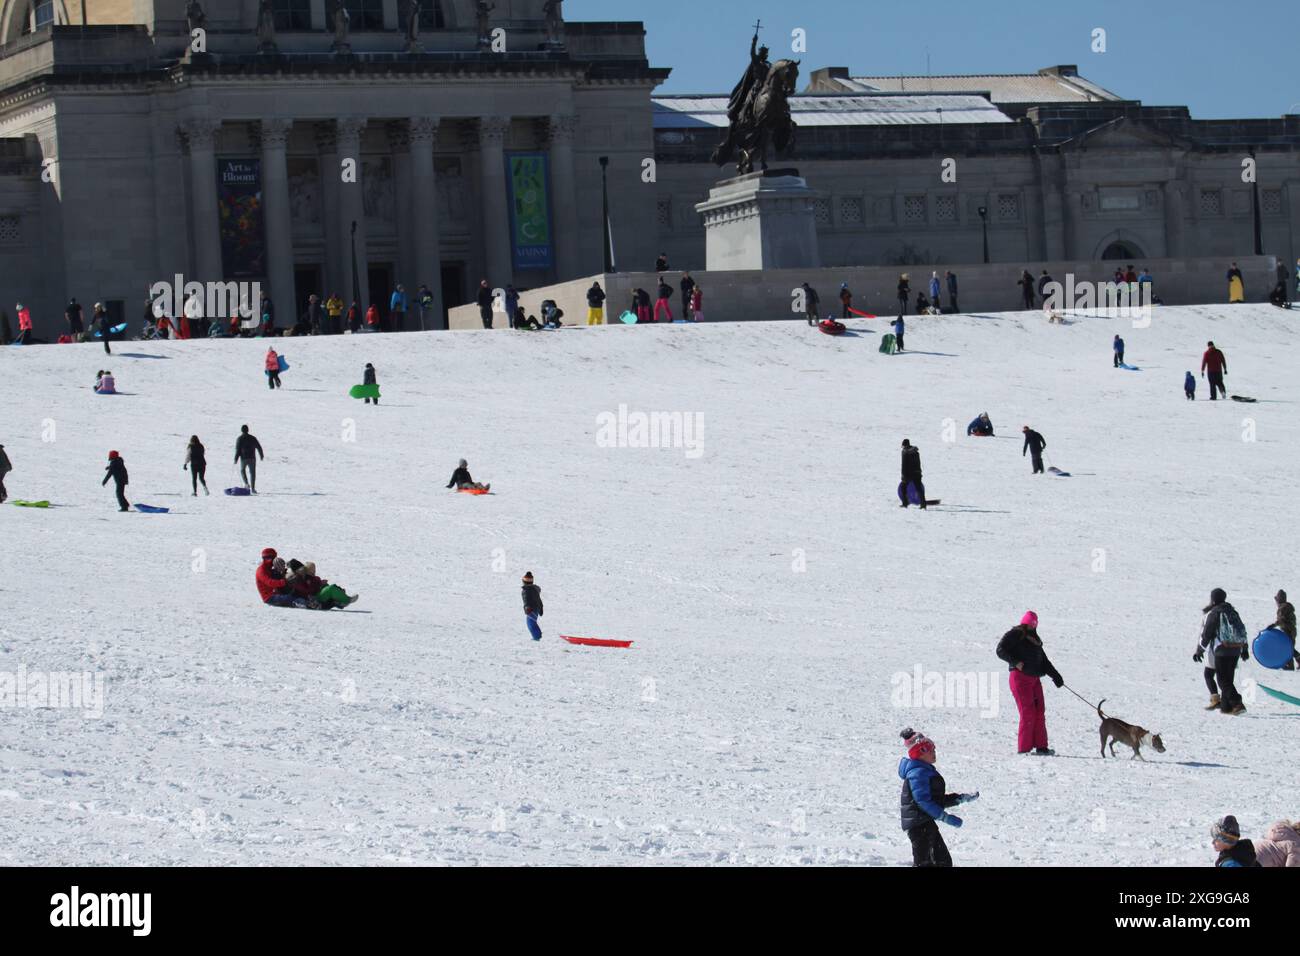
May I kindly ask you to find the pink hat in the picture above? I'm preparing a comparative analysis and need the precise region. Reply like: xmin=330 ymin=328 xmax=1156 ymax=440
xmin=900 ymin=728 xmax=935 ymax=759
xmin=1021 ymin=610 xmax=1039 ymax=628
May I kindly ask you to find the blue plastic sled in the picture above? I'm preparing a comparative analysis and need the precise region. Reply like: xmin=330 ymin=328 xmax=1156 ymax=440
xmin=1047 ymin=466 xmax=1072 ymax=477
xmin=897 ymin=481 xmax=923 ymax=505
xmin=277 ymin=355 xmax=288 ymax=372
xmin=619 ymin=311 xmax=637 ymax=324
xmin=1253 ymin=628 xmax=1296 ymax=669
xmin=224 ymin=487 xmax=251 ymax=496
xmin=92 ymin=323 xmax=128 ymax=338
xmin=1117 ymin=363 xmax=1141 ymax=371
xmin=134 ymin=503 xmax=169 ymax=513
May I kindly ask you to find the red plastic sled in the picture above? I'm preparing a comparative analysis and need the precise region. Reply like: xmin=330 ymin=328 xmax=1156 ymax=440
xmin=819 ymin=320 xmax=846 ymax=336
xmin=457 ymin=487 xmax=490 ymax=495
xmin=561 ymin=635 xmax=633 ymax=648
xmin=846 ymin=307 xmax=877 ymax=319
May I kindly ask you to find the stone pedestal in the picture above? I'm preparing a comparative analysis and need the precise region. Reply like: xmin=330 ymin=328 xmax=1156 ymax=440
xmin=695 ymin=170 xmax=821 ymax=271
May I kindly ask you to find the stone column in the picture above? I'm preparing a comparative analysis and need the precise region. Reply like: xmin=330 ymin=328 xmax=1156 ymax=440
xmin=389 ymin=121 xmax=414 ymax=329
xmin=546 ymin=113 xmax=580 ymax=279
xmin=478 ymin=115 xmax=513 ymax=289
xmin=336 ymin=116 xmax=370 ymax=315
xmin=408 ymin=116 xmax=444 ymax=329
xmin=316 ymin=122 xmax=343 ymax=305
xmin=258 ymin=118 xmax=296 ymax=329
xmin=181 ymin=118 xmax=223 ymax=282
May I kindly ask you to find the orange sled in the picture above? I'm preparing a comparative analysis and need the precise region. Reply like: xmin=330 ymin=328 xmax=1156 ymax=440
xmin=561 ymin=635 xmax=633 ymax=649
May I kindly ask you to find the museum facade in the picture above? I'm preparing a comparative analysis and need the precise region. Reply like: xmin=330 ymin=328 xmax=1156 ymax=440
xmin=0 ymin=2 xmax=1297 ymax=337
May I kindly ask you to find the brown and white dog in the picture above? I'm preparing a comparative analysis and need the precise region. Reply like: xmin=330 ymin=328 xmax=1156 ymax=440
xmin=1097 ymin=700 xmax=1165 ymax=761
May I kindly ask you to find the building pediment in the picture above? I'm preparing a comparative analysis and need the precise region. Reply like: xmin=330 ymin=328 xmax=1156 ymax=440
xmin=1062 ymin=116 xmax=1193 ymax=151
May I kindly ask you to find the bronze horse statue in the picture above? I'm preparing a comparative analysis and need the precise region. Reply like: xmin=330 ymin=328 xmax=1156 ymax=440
xmin=712 ymin=58 xmax=799 ymax=175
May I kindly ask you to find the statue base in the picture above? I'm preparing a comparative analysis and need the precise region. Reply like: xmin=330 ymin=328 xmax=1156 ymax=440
xmin=695 ymin=171 xmax=821 ymax=272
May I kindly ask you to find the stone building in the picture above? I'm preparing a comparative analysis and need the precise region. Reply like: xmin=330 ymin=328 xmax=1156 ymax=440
xmin=0 ymin=6 xmax=1297 ymax=339
xmin=0 ymin=0 xmax=666 ymax=336
xmin=653 ymin=65 xmax=1300 ymax=279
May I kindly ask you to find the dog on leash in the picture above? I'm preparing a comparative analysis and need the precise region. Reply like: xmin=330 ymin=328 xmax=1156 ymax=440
xmin=1097 ymin=699 xmax=1165 ymax=760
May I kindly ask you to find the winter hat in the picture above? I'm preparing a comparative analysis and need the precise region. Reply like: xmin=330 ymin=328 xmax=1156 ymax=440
xmin=522 ymin=571 xmax=534 ymax=584
xmin=901 ymin=439 xmax=911 ymax=448
xmin=1022 ymin=425 xmax=1030 ymax=432
xmin=241 ymin=425 xmax=250 ymax=434
xmin=107 ymin=450 xmax=119 ymax=459
xmin=1021 ymin=610 xmax=1039 ymax=629
xmin=303 ymin=562 xmax=316 ymax=576
xmin=1210 ymin=588 xmax=1227 ymax=606
xmin=900 ymin=728 xmax=935 ymax=759
xmin=1211 ymin=816 xmax=1240 ymax=846
xmin=288 ymin=559 xmax=304 ymax=572
xmin=261 ymin=548 xmax=277 ymax=560
xmin=1276 ymin=590 xmax=1287 ymax=603
xmin=458 ymin=458 xmax=467 ymax=468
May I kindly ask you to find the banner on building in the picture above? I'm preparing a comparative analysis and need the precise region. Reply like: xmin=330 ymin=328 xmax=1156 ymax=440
xmin=505 ymin=153 xmax=554 ymax=270
xmin=216 ymin=159 xmax=265 ymax=279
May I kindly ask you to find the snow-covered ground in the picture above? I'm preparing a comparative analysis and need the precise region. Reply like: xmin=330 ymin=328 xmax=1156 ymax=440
xmin=1 ymin=304 xmax=1296 ymax=866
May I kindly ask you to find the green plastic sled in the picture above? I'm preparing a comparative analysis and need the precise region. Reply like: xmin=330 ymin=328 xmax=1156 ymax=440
xmin=879 ymin=333 xmax=897 ymax=355
xmin=1259 ymin=683 xmax=1300 ymax=707
xmin=349 ymin=383 xmax=381 ymax=400
xmin=11 ymin=500 xmax=50 ymax=508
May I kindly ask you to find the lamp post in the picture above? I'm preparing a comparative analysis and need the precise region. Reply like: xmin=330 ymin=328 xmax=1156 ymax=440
xmin=978 ymin=205 xmax=989 ymax=264
xmin=1248 ymin=146 xmax=1263 ymax=256
xmin=599 ymin=156 xmax=613 ymax=274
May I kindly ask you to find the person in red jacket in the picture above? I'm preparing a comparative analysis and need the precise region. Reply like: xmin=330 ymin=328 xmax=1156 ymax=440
xmin=15 ymin=302 xmax=32 ymax=344
xmin=365 ymin=304 xmax=381 ymax=332
xmin=256 ymin=548 xmax=297 ymax=606
xmin=1201 ymin=340 xmax=1228 ymax=400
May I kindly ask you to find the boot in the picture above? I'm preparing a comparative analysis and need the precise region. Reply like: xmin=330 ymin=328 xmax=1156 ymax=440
xmin=1031 ymin=747 xmax=1056 ymax=756
xmin=1226 ymin=702 xmax=1247 ymax=716
xmin=1204 ymin=693 xmax=1221 ymax=710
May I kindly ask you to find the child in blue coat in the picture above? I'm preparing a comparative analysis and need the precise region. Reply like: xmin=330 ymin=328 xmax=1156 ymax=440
xmin=1184 ymin=371 xmax=1196 ymax=400
xmin=898 ymin=728 xmax=978 ymax=866
xmin=892 ymin=316 xmax=905 ymax=352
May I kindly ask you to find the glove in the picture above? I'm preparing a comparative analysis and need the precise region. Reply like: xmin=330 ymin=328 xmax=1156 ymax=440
xmin=940 ymin=813 xmax=963 ymax=828
xmin=1052 ymin=674 xmax=1064 ymax=689
xmin=956 ymin=792 xmax=980 ymax=805
xmin=1193 ymin=647 xmax=1204 ymax=663
xmin=1240 ymin=646 xmax=1249 ymax=662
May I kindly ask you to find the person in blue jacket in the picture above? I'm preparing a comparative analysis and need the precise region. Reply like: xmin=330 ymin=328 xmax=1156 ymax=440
xmin=1184 ymin=370 xmax=1196 ymax=400
xmin=967 ymin=412 xmax=994 ymax=437
xmin=928 ymin=272 xmax=941 ymax=312
xmin=388 ymin=284 xmax=408 ymax=332
xmin=892 ymin=315 xmax=905 ymax=352
xmin=898 ymin=729 xmax=977 ymax=866
xmin=1113 ymin=334 xmax=1125 ymax=368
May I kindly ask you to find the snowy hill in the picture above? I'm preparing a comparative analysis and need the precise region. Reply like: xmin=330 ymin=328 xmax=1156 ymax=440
xmin=1 ymin=305 xmax=1297 ymax=866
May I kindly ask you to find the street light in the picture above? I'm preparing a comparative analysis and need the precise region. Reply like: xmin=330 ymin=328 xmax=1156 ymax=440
xmin=977 ymin=205 xmax=989 ymax=264
xmin=599 ymin=156 xmax=613 ymax=274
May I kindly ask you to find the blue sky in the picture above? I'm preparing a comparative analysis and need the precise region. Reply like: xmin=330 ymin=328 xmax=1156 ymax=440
xmin=566 ymin=0 xmax=1300 ymax=119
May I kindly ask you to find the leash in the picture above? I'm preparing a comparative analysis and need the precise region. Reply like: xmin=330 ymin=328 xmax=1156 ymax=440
xmin=1062 ymin=683 xmax=1099 ymax=710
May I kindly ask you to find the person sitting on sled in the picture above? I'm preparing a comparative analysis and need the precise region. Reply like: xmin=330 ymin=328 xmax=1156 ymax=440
xmin=256 ymin=548 xmax=298 ymax=607
xmin=967 ymin=412 xmax=994 ymax=437
xmin=446 ymin=458 xmax=490 ymax=492
xmin=285 ymin=558 xmax=357 ymax=610
xmin=95 ymin=370 xmax=116 ymax=394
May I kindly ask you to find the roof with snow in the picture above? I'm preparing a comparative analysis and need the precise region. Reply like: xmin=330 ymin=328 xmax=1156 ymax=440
xmin=652 ymin=92 xmax=1013 ymax=129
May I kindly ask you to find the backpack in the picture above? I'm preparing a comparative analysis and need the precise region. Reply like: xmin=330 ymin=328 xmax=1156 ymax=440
xmin=1217 ymin=605 xmax=1248 ymax=648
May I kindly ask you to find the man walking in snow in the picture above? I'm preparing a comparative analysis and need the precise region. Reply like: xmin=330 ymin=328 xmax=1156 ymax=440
xmin=945 ymin=270 xmax=959 ymax=314
xmin=899 ymin=439 xmax=926 ymax=509
xmin=0 ymin=443 xmax=10 ymax=503
xmin=522 ymin=571 xmax=543 ymax=641
xmin=1267 ymin=589 xmax=1298 ymax=670
xmin=1201 ymin=340 xmax=1228 ymax=400
xmin=801 ymin=282 xmax=820 ymax=325
xmin=928 ymin=272 xmax=941 ymax=312
xmin=1022 ymin=425 xmax=1046 ymax=474
xmin=476 ymin=279 xmax=494 ymax=329
xmin=102 ymin=450 xmax=130 ymax=512
xmin=1113 ymin=334 xmax=1125 ymax=368
xmin=235 ymin=424 xmax=265 ymax=494
xmin=1018 ymin=270 xmax=1036 ymax=310
xmin=1194 ymin=587 xmax=1249 ymax=714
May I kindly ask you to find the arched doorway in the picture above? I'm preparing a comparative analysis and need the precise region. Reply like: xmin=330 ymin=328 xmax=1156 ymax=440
xmin=1101 ymin=240 xmax=1145 ymax=261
